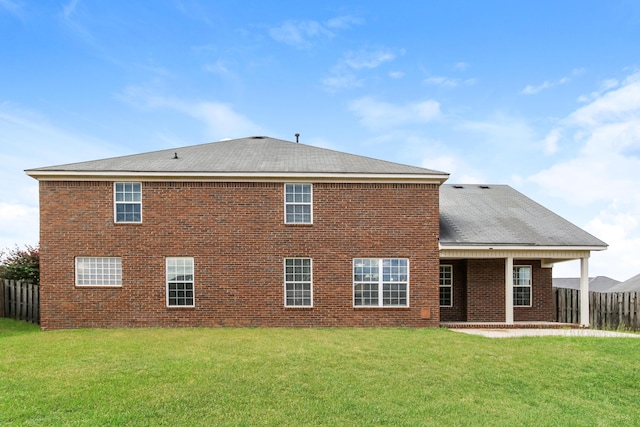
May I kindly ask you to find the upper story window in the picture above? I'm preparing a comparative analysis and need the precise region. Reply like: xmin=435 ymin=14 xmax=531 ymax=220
xmin=76 ymin=257 xmax=122 ymax=287
xmin=114 ymin=182 xmax=142 ymax=223
xmin=353 ymin=258 xmax=409 ymax=307
xmin=513 ymin=265 xmax=532 ymax=307
xmin=166 ymin=257 xmax=194 ymax=307
xmin=440 ymin=265 xmax=453 ymax=307
xmin=284 ymin=258 xmax=312 ymax=307
xmin=285 ymin=183 xmax=312 ymax=224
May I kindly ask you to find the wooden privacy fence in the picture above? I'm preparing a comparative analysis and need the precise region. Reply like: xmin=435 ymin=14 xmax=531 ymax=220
xmin=554 ymin=288 xmax=640 ymax=331
xmin=1 ymin=280 xmax=40 ymax=324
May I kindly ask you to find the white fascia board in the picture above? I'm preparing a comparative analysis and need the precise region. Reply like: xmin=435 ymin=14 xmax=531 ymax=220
xmin=25 ymin=170 xmax=450 ymax=184
xmin=439 ymin=244 xmax=607 ymax=252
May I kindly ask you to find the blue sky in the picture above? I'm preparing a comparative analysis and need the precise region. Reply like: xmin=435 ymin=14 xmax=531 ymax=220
xmin=2 ymin=0 xmax=640 ymax=280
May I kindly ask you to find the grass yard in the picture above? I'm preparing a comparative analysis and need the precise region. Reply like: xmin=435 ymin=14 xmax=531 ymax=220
xmin=1 ymin=319 xmax=639 ymax=426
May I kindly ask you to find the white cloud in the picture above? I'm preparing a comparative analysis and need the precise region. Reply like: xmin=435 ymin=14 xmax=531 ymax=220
xmin=584 ymin=198 xmax=640 ymax=281
xmin=61 ymin=0 xmax=79 ymax=19
xmin=203 ymin=61 xmax=230 ymax=76
xmin=348 ymin=97 xmax=441 ymax=130
xmin=423 ymin=76 xmax=476 ymax=88
xmin=322 ymin=48 xmax=400 ymax=91
xmin=0 ymin=0 xmax=24 ymax=18
xmin=529 ymin=71 xmax=640 ymax=278
xmin=396 ymin=135 xmax=485 ymax=183
xmin=578 ymin=78 xmax=620 ymax=103
xmin=57 ymin=0 xmax=102 ymax=49
xmin=321 ymin=74 xmax=363 ymax=90
xmin=541 ymin=128 xmax=560 ymax=155
xmin=116 ymin=84 xmax=263 ymax=139
xmin=269 ymin=20 xmax=332 ymax=48
xmin=0 ymin=202 xmax=39 ymax=250
xmin=388 ymin=71 xmax=405 ymax=79
xmin=458 ymin=113 xmax=536 ymax=148
xmin=325 ymin=15 xmax=362 ymax=29
xmin=0 ymin=103 xmax=121 ymax=250
xmin=521 ymin=68 xmax=583 ymax=95
xmin=269 ymin=15 xmax=361 ymax=49
xmin=343 ymin=49 xmax=396 ymax=69
xmin=453 ymin=62 xmax=469 ymax=71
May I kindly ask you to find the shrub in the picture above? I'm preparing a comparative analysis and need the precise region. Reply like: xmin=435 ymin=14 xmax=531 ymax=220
xmin=0 ymin=245 xmax=39 ymax=285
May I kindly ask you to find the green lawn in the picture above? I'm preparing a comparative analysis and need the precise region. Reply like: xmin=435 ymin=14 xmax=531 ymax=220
xmin=1 ymin=319 xmax=639 ymax=426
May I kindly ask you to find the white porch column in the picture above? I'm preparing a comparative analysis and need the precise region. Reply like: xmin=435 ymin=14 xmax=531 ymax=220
xmin=580 ymin=257 xmax=590 ymax=327
xmin=505 ymin=256 xmax=514 ymax=324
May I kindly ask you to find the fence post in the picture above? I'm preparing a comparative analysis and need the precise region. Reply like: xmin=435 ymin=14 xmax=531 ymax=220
xmin=0 ymin=279 xmax=4 ymax=318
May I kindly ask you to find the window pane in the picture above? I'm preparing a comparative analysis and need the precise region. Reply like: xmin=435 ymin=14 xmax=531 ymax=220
xmin=354 ymin=283 xmax=379 ymax=306
xmin=383 ymin=283 xmax=407 ymax=306
xmin=284 ymin=258 xmax=312 ymax=307
xmin=115 ymin=182 xmax=142 ymax=223
xmin=76 ymin=257 xmax=122 ymax=286
xmin=285 ymin=184 xmax=312 ymax=224
xmin=354 ymin=258 xmax=408 ymax=307
xmin=440 ymin=287 xmax=452 ymax=306
xmin=167 ymin=258 xmax=194 ymax=306
xmin=513 ymin=266 xmax=531 ymax=306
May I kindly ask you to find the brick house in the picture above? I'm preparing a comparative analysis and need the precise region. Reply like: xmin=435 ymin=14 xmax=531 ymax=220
xmin=25 ymin=136 xmax=606 ymax=329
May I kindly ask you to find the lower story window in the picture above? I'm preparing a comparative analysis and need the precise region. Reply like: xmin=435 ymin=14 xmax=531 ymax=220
xmin=76 ymin=257 xmax=122 ymax=286
xmin=166 ymin=257 xmax=194 ymax=307
xmin=513 ymin=265 xmax=532 ymax=306
xmin=353 ymin=258 xmax=409 ymax=307
xmin=284 ymin=258 xmax=312 ymax=307
xmin=440 ymin=265 xmax=453 ymax=307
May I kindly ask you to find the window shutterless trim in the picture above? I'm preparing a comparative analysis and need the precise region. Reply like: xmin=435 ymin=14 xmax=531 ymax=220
xmin=166 ymin=257 xmax=195 ymax=308
xmin=75 ymin=257 xmax=122 ymax=287
xmin=114 ymin=182 xmax=142 ymax=223
xmin=513 ymin=264 xmax=532 ymax=307
xmin=439 ymin=264 xmax=453 ymax=307
xmin=284 ymin=183 xmax=313 ymax=224
xmin=283 ymin=258 xmax=313 ymax=307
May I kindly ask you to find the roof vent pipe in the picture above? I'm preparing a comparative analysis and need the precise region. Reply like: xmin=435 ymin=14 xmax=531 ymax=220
xmin=173 ymin=152 xmax=178 ymax=159
xmin=295 ymin=133 xmax=300 ymax=143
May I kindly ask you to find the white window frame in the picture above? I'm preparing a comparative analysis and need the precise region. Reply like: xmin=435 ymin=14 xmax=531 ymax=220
xmin=284 ymin=183 xmax=313 ymax=224
xmin=75 ymin=257 xmax=122 ymax=287
xmin=513 ymin=265 xmax=532 ymax=307
xmin=114 ymin=182 xmax=142 ymax=223
xmin=353 ymin=258 xmax=409 ymax=308
xmin=439 ymin=264 xmax=453 ymax=307
xmin=166 ymin=257 xmax=195 ymax=307
xmin=284 ymin=258 xmax=313 ymax=307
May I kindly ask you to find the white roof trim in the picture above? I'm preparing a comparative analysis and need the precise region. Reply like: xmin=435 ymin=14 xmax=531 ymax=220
xmin=25 ymin=170 xmax=449 ymax=183
xmin=439 ymin=244 xmax=607 ymax=251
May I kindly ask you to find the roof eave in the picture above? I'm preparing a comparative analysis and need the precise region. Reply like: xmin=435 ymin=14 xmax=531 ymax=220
xmin=25 ymin=170 xmax=450 ymax=184
xmin=439 ymin=243 xmax=608 ymax=251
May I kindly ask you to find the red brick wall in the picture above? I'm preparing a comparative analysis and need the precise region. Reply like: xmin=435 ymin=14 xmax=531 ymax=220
xmin=465 ymin=259 xmax=505 ymax=322
xmin=39 ymin=180 xmax=441 ymax=329
xmin=463 ymin=258 xmax=553 ymax=322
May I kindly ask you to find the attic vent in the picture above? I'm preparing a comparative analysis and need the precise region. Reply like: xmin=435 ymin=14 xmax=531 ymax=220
xmin=452 ymin=185 xmax=464 ymax=189
xmin=251 ymin=136 xmax=265 ymax=139
xmin=479 ymin=185 xmax=490 ymax=189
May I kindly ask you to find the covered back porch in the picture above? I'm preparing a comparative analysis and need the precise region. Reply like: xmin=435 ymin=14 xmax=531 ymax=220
xmin=438 ymin=247 xmax=594 ymax=327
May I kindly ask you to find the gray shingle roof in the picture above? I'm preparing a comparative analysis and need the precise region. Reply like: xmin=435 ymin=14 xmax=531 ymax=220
xmin=607 ymin=273 xmax=640 ymax=292
xmin=26 ymin=136 xmax=448 ymax=178
xmin=552 ymin=276 xmax=620 ymax=291
xmin=439 ymin=184 xmax=607 ymax=248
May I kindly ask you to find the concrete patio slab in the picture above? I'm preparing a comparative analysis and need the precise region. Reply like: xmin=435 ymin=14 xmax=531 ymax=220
xmin=449 ymin=328 xmax=640 ymax=338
